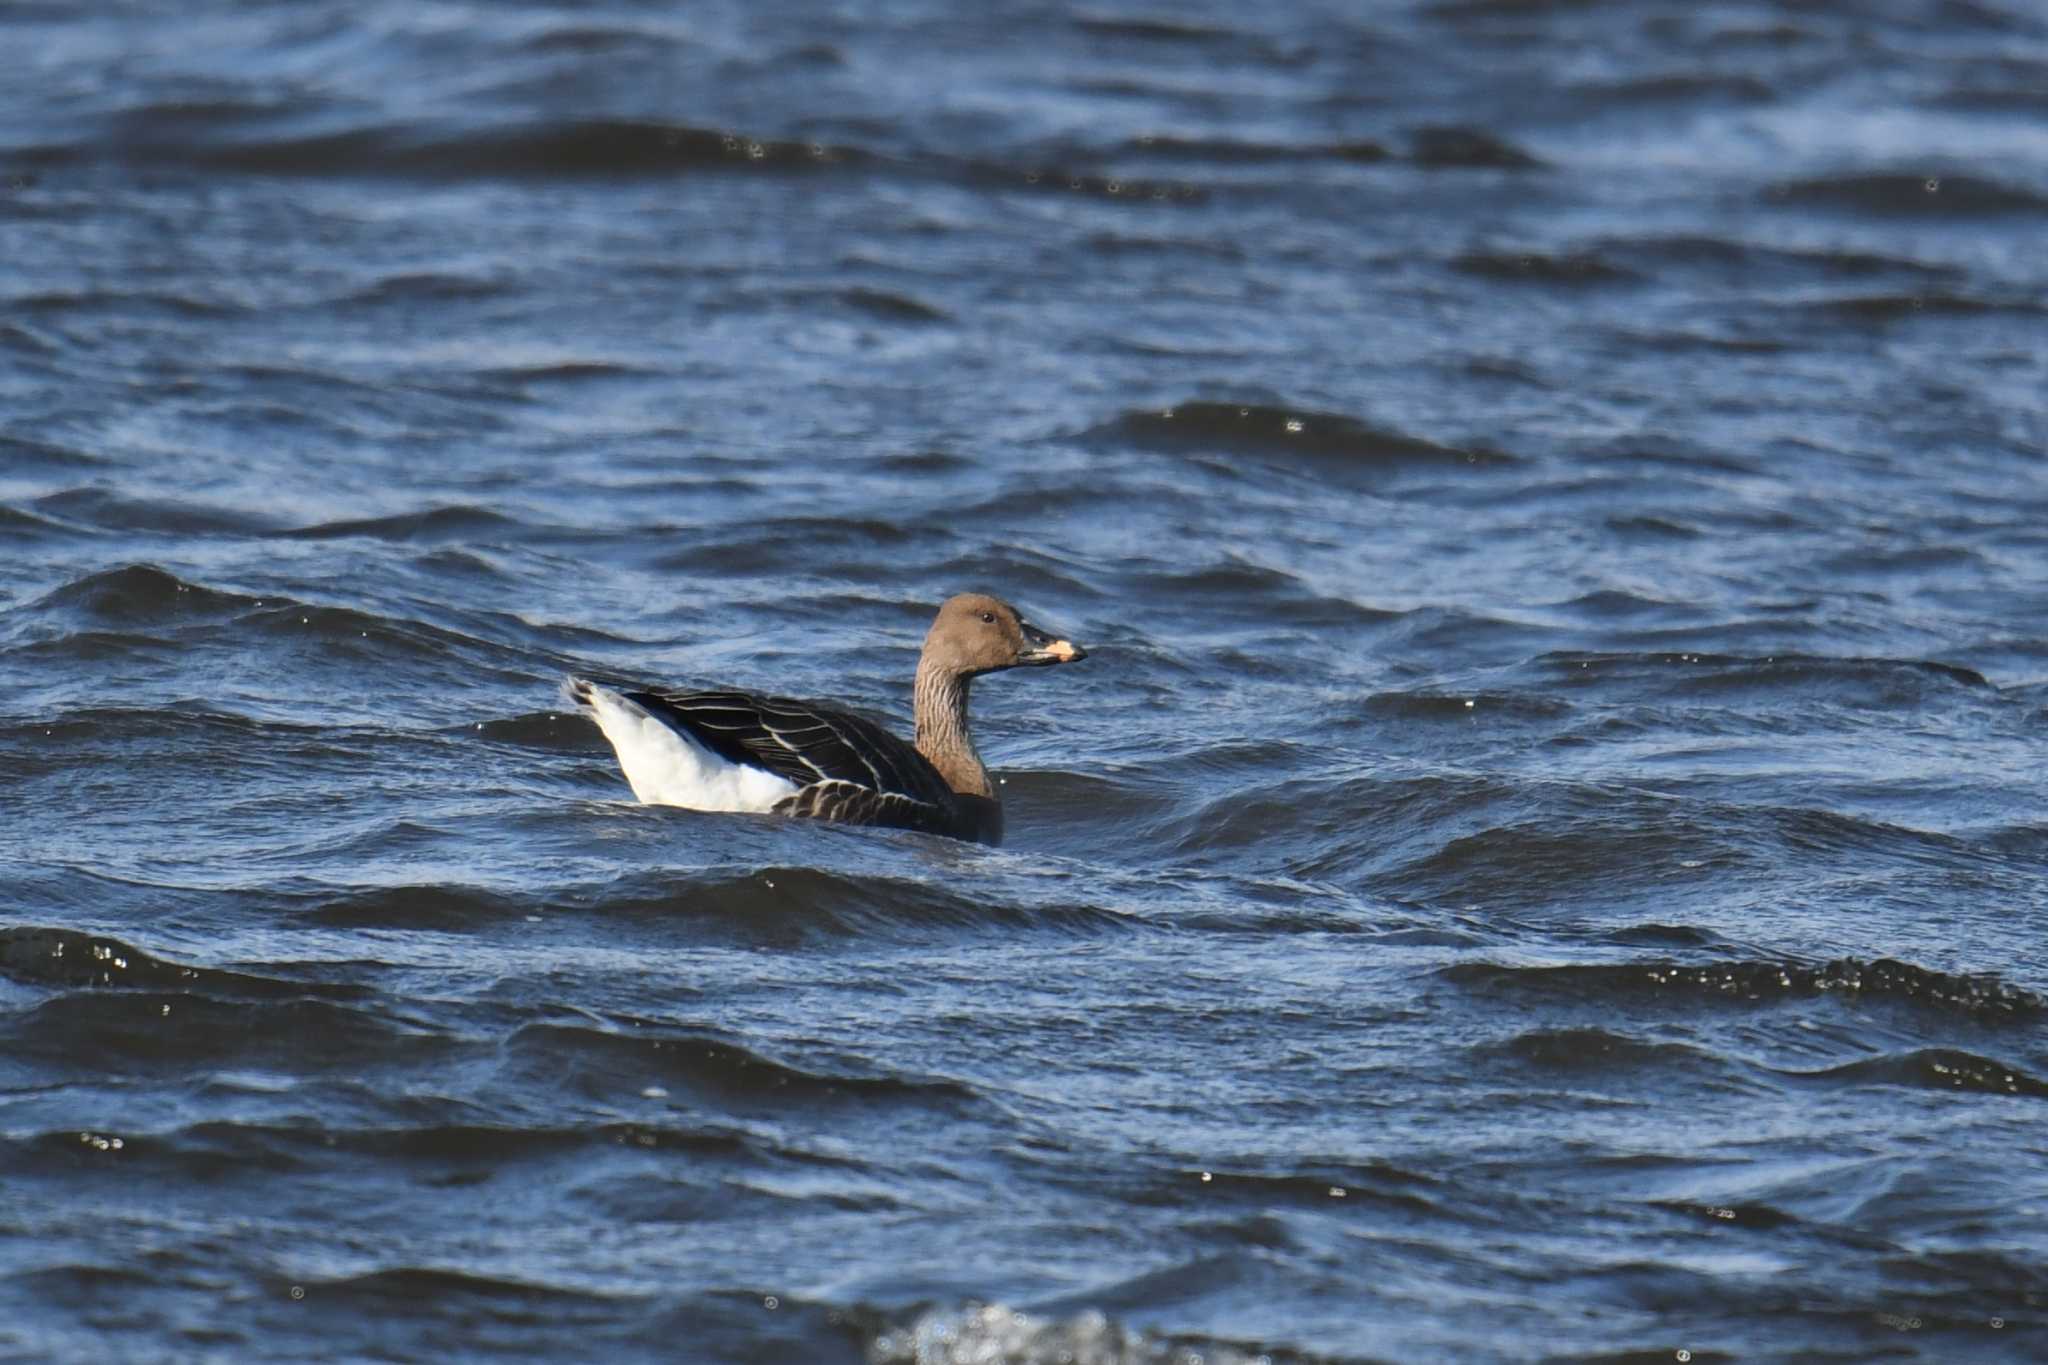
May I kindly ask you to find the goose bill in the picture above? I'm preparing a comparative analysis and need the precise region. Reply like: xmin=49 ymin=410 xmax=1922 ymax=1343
xmin=1016 ymin=621 xmax=1087 ymax=665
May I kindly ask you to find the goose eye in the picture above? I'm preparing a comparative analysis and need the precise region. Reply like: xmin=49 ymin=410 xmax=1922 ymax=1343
xmin=979 ymin=611 xmax=996 ymax=624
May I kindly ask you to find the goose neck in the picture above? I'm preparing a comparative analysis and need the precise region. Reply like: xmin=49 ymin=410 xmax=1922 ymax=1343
xmin=913 ymin=661 xmax=991 ymax=798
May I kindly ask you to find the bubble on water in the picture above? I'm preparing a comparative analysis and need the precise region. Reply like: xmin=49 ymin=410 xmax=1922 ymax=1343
xmin=867 ymin=1303 xmax=1277 ymax=1364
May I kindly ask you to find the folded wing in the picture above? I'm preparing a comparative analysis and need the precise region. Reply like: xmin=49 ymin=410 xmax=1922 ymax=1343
xmin=770 ymin=779 xmax=963 ymax=835
xmin=622 ymin=688 xmax=957 ymax=813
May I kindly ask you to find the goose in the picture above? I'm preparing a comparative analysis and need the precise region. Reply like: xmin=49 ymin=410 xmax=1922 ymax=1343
xmin=565 ymin=593 xmax=1087 ymax=845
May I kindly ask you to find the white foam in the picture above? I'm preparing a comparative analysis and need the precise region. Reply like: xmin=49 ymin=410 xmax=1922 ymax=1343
xmin=867 ymin=1303 xmax=1275 ymax=1365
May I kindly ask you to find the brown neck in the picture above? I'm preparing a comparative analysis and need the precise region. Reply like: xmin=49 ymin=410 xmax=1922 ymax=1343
xmin=913 ymin=661 xmax=993 ymax=800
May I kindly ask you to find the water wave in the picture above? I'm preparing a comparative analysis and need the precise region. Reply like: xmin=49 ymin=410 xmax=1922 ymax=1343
xmin=279 ymin=505 xmax=523 ymax=543
xmin=0 ymin=433 xmax=107 ymax=470
xmin=1480 ymin=1026 xmax=1734 ymax=1079
xmin=1533 ymin=651 xmax=1991 ymax=702
xmin=0 ymin=925 xmax=355 ymax=998
xmin=1087 ymin=401 xmax=1510 ymax=469
xmin=1115 ymin=134 xmax=1390 ymax=166
xmin=1407 ymin=125 xmax=1545 ymax=169
xmin=1449 ymin=250 xmax=1641 ymax=286
xmin=27 ymin=108 xmax=1216 ymax=207
xmin=1765 ymin=173 xmax=2048 ymax=215
xmin=1783 ymin=1048 xmax=2048 ymax=1099
xmin=32 ymin=491 xmax=277 ymax=537
xmin=565 ymin=866 xmax=1142 ymax=940
xmin=1597 ymin=233 xmax=1963 ymax=282
xmin=502 ymin=1021 xmax=979 ymax=1112
xmin=120 ymin=116 xmax=866 ymax=179
xmin=28 ymin=564 xmax=255 ymax=619
xmin=5 ymin=991 xmax=445 ymax=1074
xmin=1790 ymin=292 xmax=2046 ymax=323
xmin=1440 ymin=957 xmax=2044 ymax=1020
xmin=13 ymin=564 xmax=576 ymax=686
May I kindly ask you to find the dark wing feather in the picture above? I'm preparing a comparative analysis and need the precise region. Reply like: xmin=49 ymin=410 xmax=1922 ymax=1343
xmin=623 ymin=688 xmax=954 ymax=806
xmin=771 ymin=780 xmax=954 ymax=836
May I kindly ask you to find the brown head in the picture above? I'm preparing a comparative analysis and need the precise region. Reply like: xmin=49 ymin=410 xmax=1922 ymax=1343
xmin=921 ymin=593 xmax=1087 ymax=677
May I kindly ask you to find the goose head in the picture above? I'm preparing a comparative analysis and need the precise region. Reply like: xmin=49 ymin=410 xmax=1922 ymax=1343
xmin=923 ymin=593 xmax=1087 ymax=677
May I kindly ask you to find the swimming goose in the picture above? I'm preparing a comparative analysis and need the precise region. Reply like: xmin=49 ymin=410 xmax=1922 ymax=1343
xmin=566 ymin=593 xmax=1087 ymax=845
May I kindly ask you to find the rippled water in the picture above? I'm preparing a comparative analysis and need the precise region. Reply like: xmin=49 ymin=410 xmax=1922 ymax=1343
xmin=4 ymin=1 xmax=2047 ymax=1361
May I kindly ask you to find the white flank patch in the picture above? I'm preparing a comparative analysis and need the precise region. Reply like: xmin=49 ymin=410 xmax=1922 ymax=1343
xmin=574 ymin=682 xmax=798 ymax=812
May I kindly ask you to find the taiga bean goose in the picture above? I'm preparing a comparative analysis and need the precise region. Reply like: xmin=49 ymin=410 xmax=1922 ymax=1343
xmin=566 ymin=593 xmax=1087 ymax=845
